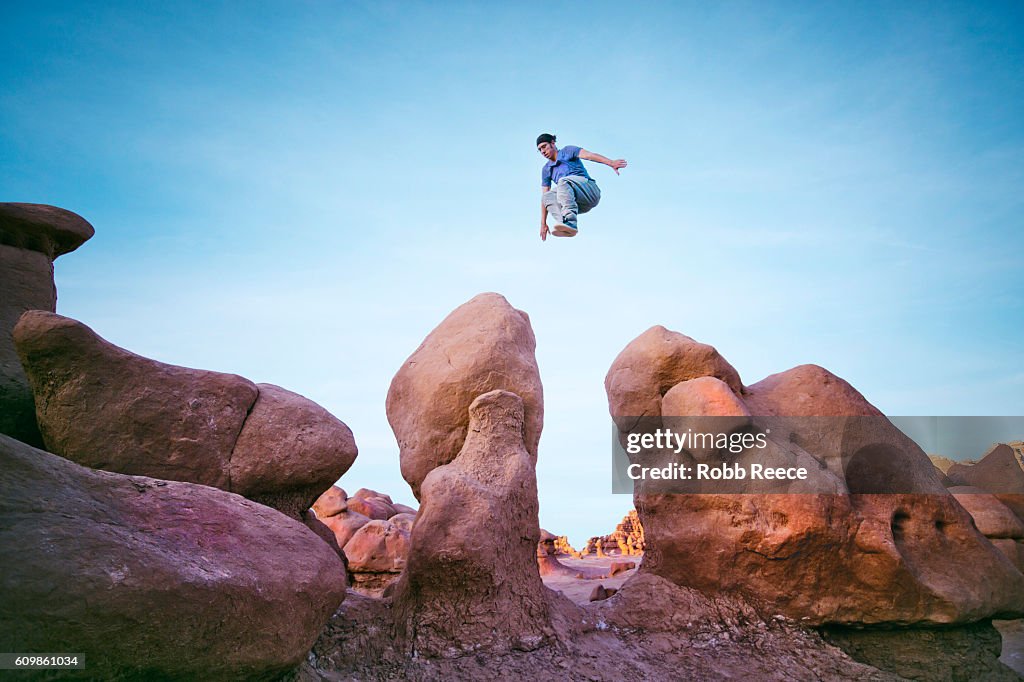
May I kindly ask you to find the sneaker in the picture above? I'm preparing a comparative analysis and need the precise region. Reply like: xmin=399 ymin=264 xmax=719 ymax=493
xmin=552 ymin=223 xmax=578 ymax=238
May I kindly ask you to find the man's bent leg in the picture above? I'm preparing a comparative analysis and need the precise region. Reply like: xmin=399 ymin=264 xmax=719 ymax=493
xmin=573 ymin=179 xmax=601 ymax=214
xmin=555 ymin=177 xmax=581 ymax=227
xmin=542 ymin=190 xmax=564 ymax=224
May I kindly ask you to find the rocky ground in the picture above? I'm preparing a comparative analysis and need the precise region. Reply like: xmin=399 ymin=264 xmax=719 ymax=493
xmin=291 ymin=575 xmax=898 ymax=682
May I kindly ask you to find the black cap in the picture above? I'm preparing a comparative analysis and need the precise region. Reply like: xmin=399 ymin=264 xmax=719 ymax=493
xmin=536 ymin=133 xmax=556 ymax=146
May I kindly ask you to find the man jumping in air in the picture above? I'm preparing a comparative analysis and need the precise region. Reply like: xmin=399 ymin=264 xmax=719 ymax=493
xmin=537 ymin=133 xmax=627 ymax=240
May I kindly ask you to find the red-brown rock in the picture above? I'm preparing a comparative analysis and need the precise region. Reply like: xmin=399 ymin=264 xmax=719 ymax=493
xmin=312 ymin=485 xmax=348 ymax=518
xmin=950 ymin=487 xmax=1024 ymax=539
xmin=386 ymin=293 xmax=543 ymax=500
xmin=948 ymin=444 xmax=1024 ymax=494
xmin=606 ymin=327 xmax=1024 ymax=626
xmin=392 ymin=390 xmax=554 ymax=656
xmin=604 ymin=325 xmax=742 ymax=433
xmin=389 ymin=512 xmax=416 ymax=532
xmin=609 ymin=561 xmax=636 ymax=577
xmin=344 ymin=518 xmax=411 ymax=597
xmin=13 ymin=311 xmax=356 ymax=517
xmin=588 ymin=584 xmax=618 ymax=602
xmin=0 ymin=433 xmax=346 ymax=680
xmin=315 ymin=509 xmax=372 ymax=550
xmin=353 ymin=488 xmax=393 ymax=504
xmin=0 ymin=203 xmax=94 ymax=259
xmin=343 ymin=519 xmax=410 ymax=573
xmin=0 ymin=204 xmax=94 ymax=447
xmin=346 ymin=496 xmax=393 ymax=520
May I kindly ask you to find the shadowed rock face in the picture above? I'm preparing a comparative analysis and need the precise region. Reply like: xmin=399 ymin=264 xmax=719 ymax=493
xmin=0 ymin=203 xmax=94 ymax=259
xmin=386 ymin=292 xmax=543 ymax=500
xmin=0 ymin=203 xmax=94 ymax=447
xmin=606 ymin=327 xmax=1024 ymax=626
xmin=13 ymin=311 xmax=357 ymax=517
xmin=948 ymin=444 xmax=1024 ymax=493
xmin=392 ymin=390 xmax=555 ymax=657
xmin=0 ymin=433 xmax=347 ymax=681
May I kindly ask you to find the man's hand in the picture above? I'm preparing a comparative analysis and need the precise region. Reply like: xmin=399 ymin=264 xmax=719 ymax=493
xmin=579 ymin=149 xmax=628 ymax=175
xmin=540 ymin=223 xmax=549 ymax=241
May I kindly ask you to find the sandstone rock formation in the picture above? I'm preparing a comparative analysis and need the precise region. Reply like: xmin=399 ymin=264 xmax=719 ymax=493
xmin=392 ymin=390 xmax=554 ymax=656
xmin=588 ymin=584 xmax=618 ymax=602
xmin=584 ymin=509 xmax=645 ymax=557
xmin=603 ymin=325 xmax=742 ymax=435
xmin=538 ymin=528 xmax=585 ymax=578
xmin=306 ymin=484 xmax=418 ymax=586
xmin=13 ymin=311 xmax=357 ymax=517
xmin=609 ymin=560 xmax=636 ymax=577
xmin=306 ymin=488 xmax=373 ymax=555
xmin=0 ymin=433 xmax=346 ymax=680
xmin=552 ymin=534 xmax=581 ymax=558
xmin=385 ymin=293 xmax=543 ymax=499
xmin=929 ymin=454 xmax=961 ymax=474
xmin=0 ymin=203 xmax=93 ymax=447
xmin=308 ymin=570 xmax=901 ymax=680
xmin=950 ymin=486 xmax=1024 ymax=571
xmin=605 ymin=326 xmax=1024 ymax=626
xmin=948 ymin=443 xmax=1024 ymax=493
xmin=312 ymin=484 xmax=349 ymax=518
xmin=346 ymin=495 xmax=394 ymax=520
xmin=343 ymin=519 xmax=411 ymax=596
xmin=388 ymin=512 xmax=416 ymax=532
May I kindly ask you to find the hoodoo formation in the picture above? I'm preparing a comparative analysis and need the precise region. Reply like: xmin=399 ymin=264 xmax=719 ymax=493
xmin=0 ymin=203 xmax=94 ymax=447
xmin=0 ymin=205 xmax=1021 ymax=680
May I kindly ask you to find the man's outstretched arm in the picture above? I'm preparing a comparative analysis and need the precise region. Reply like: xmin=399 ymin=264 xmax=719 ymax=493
xmin=579 ymin=149 xmax=628 ymax=174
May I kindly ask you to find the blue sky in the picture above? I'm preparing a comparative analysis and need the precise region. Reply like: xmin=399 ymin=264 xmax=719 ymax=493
xmin=2 ymin=1 xmax=1022 ymax=546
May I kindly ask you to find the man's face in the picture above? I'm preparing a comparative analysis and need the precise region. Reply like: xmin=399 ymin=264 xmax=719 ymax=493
xmin=537 ymin=141 xmax=557 ymax=161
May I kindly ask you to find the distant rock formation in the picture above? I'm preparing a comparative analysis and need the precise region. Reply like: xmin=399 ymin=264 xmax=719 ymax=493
xmin=948 ymin=443 xmax=1024 ymax=493
xmin=386 ymin=293 xmax=543 ymax=500
xmin=929 ymin=454 xmax=962 ymax=474
xmin=391 ymin=388 xmax=555 ymax=656
xmin=584 ymin=509 xmax=645 ymax=557
xmin=343 ymin=519 xmax=411 ymax=596
xmin=0 ymin=203 xmax=93 ymax=447
xmin=306 ymin=485 xmax=417 ymax=595
xmin=553 ymin=535 xmax=579 ymax=557
xmin=605 ymin=325 xmax=1024 ymax=627
xmin=538 ymin=529 xmax=585 ymax=578
xmin=0 ymin=433 xmax=347 ymax=680
xmin=13 ymin=311 xmax=357 ymax=518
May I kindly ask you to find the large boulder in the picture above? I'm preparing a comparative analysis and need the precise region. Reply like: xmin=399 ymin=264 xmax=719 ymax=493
xmin=13 ymin=311 xmax=357 ymax=517
xmin=0 ymin=433 xmax=346 ymax=680
xmin=604 ymin=325 xmax=742 ymax=434
xmin=230 ymin=382 xmax=358 ymax=516
xmin=346 ymin=495 xmax=394 ymax=521
xmin=948 ymin=443 xmax=1024 ymax=494
xmin=311 ymin=485 xmax=349 ymax=518
xmin=307 ymin=509 xmax=372 ymax=555
xmin=606 ymin=327 xmax=1024 ymax=626
xmin=343 ymin=519 xmax=411 ymax=597
xmin=950 ymin=486 xmax=1024 ymax=539
xmin=0 ymin=203 xmax=93 ymax=447
xmin=386 ymin=293 xmax=543 ymax=499
xmin=392 ymin=390 xmax=555 ymax=656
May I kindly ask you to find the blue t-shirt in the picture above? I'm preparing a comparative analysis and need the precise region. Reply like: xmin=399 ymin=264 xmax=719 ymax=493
xmin=541 ymin=145 xmax=591 ymax=188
